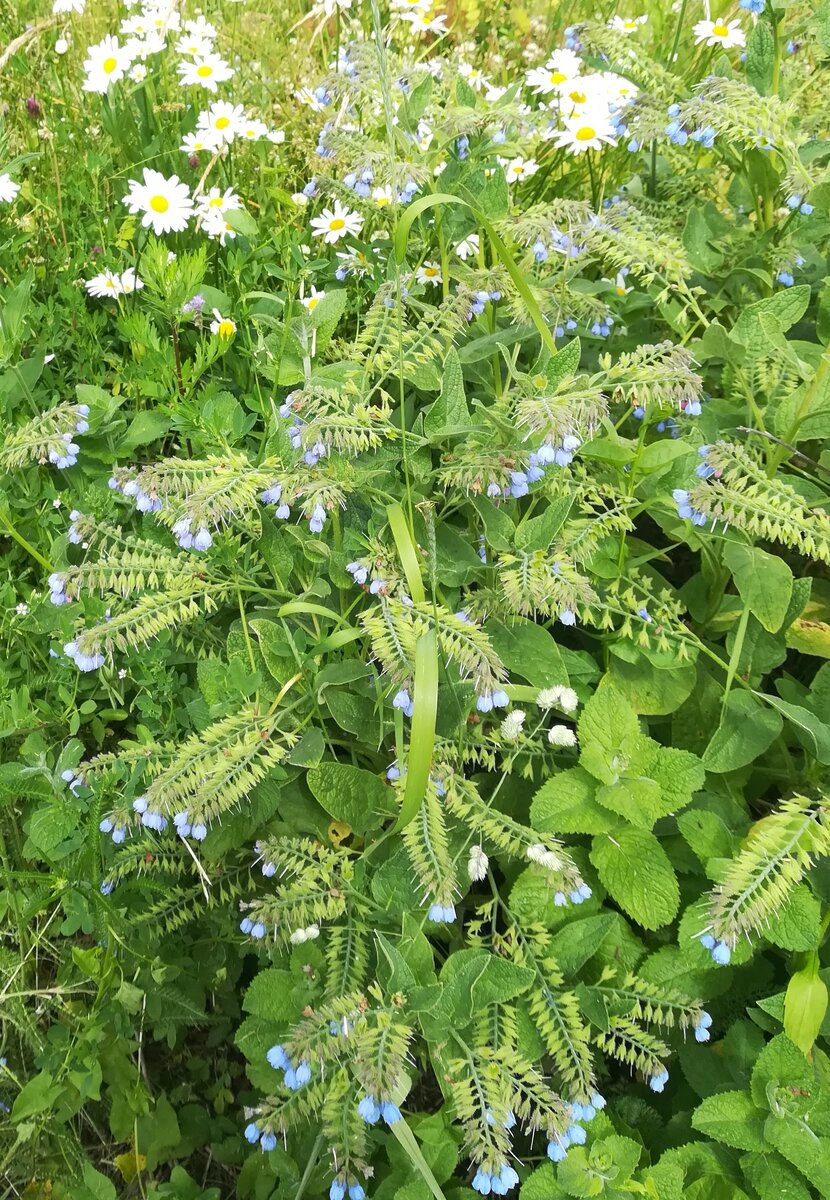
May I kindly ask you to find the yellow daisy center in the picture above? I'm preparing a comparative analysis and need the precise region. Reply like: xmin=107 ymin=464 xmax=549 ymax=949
xmin=208 ymin=196 xmax=223 ymax=207
xmin=103 ymin=56 xmax=118 ymax=73
xmin=549 ymin=71 xmax=567 ymax=84
xmin=329 ymin=217 xmax=346 ymax=230
xmin=149 ymin=195 xmax=169 ymax=213
xmin=575 ymin=126 xmax=595 ymax=142
xmin=624 ymin=20 xmax=636 ymax=29
xmin=105 ymin=279 xmax=115 ymax=288
xmin=569 ymin=89 xmax=587 ymax=104
xmin=423 ymin=267 xmax=439 ymax=276
xmin=616 ymin=285 xmax=626 ymax=295
xmin=215 ymin=116 xmax=230 ymax=129
xmin=306 ymin=297 xmax=320 ymax=310
xmin=197 ymin=64 xmax=213 ymax=77
xmin=712 ymin=23 xmax=729 ymax=36
xmin=375 ymin=195 xmax=390 ymax=206
xmin=217 ymin=320 xmax=235 ymax=337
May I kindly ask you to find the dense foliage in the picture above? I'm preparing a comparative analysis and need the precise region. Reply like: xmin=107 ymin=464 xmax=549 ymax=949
xmin=2 ymin=0 xmax=830 ymax=1197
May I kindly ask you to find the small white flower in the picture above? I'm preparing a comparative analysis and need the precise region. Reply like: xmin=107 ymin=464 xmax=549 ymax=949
xmin=267 ymin=129 xmax=286 ymax=144
xmin=195 ymin=186 xmax=242 ymax=220
xmin=0 ymin=174 xmax=21 ymax=205
xmin=180 ymin=131 xmax=219 ymax=155
xmin=500 ymin=709 xmax=526 ymax=742
xmin=55 ymin=36 xmax=70 ymax=54
xmin=693 ymin=18 xmax=745 ymax=49
xmin=238 ymin=118 xmax=269 ymax=141
xmin=309 ymin=200 xmax=364 ymax=244
xmin=416 ymin=261 xmax=442 ymax=286
xmin=85 ymin=270 xmax=123 ymax=298
xmin=118 ymin=668 xmax=128 ymax=679
xmin=209 ymin=309 xmax=237 ymax=337
xmin=551 ymin=114 xmax=617 ymax=154
xmin=504 ymin=157 xmax=539 ymax=183
xmin=455 ymin=233 xmax=480 ymax=260
xmin=175 ymin=34 xmax=214 ymax=57
xmin=129 ymin=62 xmax=148 ymax=82
xmin=119 ymin=267 xmax=144 ymax=293
xmin=185 ymin=16 xmax=218 ymax=40
xmin=53 ymin=498 xmax=62 ymax=509
xmin=15 ymin=602 xmax=29 ymax=615
xmin=398 ymin=10 xmax=449 ymax=34
xmin=468 ymin=845 xmax=489 ymax=882
xmin=548 ymin=724 xmax=577 ymax=747
xmin=289 ymin=927 xmax=308 ymax=945
xmin=372 ymin=185 xmax=394 ymax=208
xmin=458 ymin=63 xmax=490 ymax=91
xmin=536 ymin=685 xmax=579 ymax=712
xmin=526 ymin=843 xmax=563 ymax=871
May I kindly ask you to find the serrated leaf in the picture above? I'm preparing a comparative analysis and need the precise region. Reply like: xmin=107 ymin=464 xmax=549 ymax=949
xmin=307 ymin=762 xmax=393 ymax=833
xmin=590 ymin=828 xmax=679 ymax=929
xmin=692 ymin=1090 xmax=767 ymax=1151
xmin=425 ymin=348 xmax=470 ymax=436
xmin=531 ymin=766 xmax=610 ymax=835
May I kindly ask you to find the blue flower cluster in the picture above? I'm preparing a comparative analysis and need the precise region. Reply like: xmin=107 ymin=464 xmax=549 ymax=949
xmin=330 ymin=1179 xmax=366 ymax=1200
xmin=693 ymin=1011 xmax=713 ymax=1043
xmin=427 ymin=901 xmax=456 ymax=922
xmin=664 ymin=105 xmax=715 ymax=150
xmin=471 ymin=1162 xmax=520 ymax=1195
xmin=786 ymin=193 xmax=813 ymax=216
xmin=475 ymin=689 xmax=510 ymax=713
xmin=64 ymin=639 xmax=105 ymax=672
xmin=240 ymin=914 xmax=267 ymax=938
xmin=357 ymin=1093 xmax=402 ymax=1125
xmin=267 ymin=1043 xmax=312 ymax=1090
xmin=552 ymin=882 xmax=592 ymax=906
xmin=465 ymin=289 xmax=501 ymax=322
xmin=698 ymin=933 xmax=732 ymax=965
xmin=392 ymin=687 xmax=414 ymax=718
xmin=99 ymin=817 xmax=127 ymax=843
xmin=49 ymin=404 xmax=88 ymax=468
xmin=244 ymin=1121 xmax=277 ymax=1152
xmin=648 ymin=1069 xmax=669 ymax=1093
xmin=545 ymin=1093 xmax=605 ymax=1165
xmin=49 ymin=571 xmax=71 ymax=605
xmin=259 ymin=482 xmax=291 ymax=520
xmin=671 ymin=489 xmax=707 ymax=526
xmin=172 ymin=810 xmax=207 ymax=840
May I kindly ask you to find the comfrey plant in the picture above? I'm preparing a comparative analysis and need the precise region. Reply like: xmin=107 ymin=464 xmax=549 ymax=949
xmin=3 ymin=0 xmax=830 ymax=1193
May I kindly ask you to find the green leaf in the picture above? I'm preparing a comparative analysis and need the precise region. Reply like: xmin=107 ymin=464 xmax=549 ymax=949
xmin=732 ymin=287 xmax=810 ymax=354
xmin=577 ymin=686 xmax=644 ymax=785
xmin=242 ymin=969 xmax=298 ymax=1022
xmin=590 ymin=828 xmax=679 ymax=929
xmin=692 ymin=1090 xmax=768 ymax=1152
xmin=740 ymin=1151 xmax=812 ymax=1200
xmin=746 ymin=19 xmax=775 ymax=93
xmin=702 ymin=692 xmax=783 ymax=772
xmin=750 ymin=1034 xmax=814 ymax=1108
xmin=487 ymin=618 xmax=567 ymax=687
xmin=784 ymin=960 xmax=828 ymax=1056
xmin=439 ymin=949 xmax=534 ymax=1021
xmin=520 ymin=1163 xmax=569 ymax=1200
xmin=515 ymin=496 xmax=573 ymax=553
xmin=557 ymin=1147 xmax=604 ymax=1197
xmin=531 ymin=766 xmax=610 ymax=835
xmin=723 ymin=543 xmax=793 ymax=633
xmin=761 ymin=695 xmax=830 ymax=765
xmin=11 ymin=1070 xmax=62 ymax=1121
xmin=765 ymin=885 xmax=822 ymax=952
xmin=424 ymin=348 xmax=470 ymax=436
xmin=306 ymin=763 xmax=392 ymax=833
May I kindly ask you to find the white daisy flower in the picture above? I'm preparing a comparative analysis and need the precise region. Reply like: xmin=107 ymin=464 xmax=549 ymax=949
xmin=416 ymin=261 xmax=442 ymax=286
xmin=178 ymin=52 xmax=234 ymax=92
xmin=175 ymin=34 xmax=214 ymax=57
xmin=82 ymin=35 xmax=133 ymax=93
xmin=195 ymin=186 xmax=242 ymax=220
xmin=398 ymin=10 xmax=448 ymax=34
xmin=0 ymin=174 xmax=21 ymax=204
xmin=693 ymin=18 xmax=745 ymax=48
xmin=551 ymin=113 xmax=617 ymax=153
xmin=295 ymin=87 xmax=328 ymax=111
xmin=201 ymin=210 xmax=237 ymax=245
xmin=504 ymin=156 xmax=539 ymax=183
xmin=121 ymin=15 xmax=152 ymax=37
xmin=610 ymin=14 xmax=648 ymax=33
xmin=129 ymin=62 xmax=148 ymax=82
xmin=180 ymin=130 xmax=220 ymax=155
xmin=301 ymin=286 xmax=326 ymax=311
xmin=53 ymin=0 xmax=85 ymax=11
xmin=372 ymin=185 xmax=394 ymax=208
xmin=458 ymin=62 xmax=490 ymax=90
xmin=144 ymin=6 xmax=181 ymax=34
xmin=121 ymin=168 xmax=194 ymax=235
xmin=210 ymin=309 xmax=237 ymax=337
xmin=415 ymin=120 xmax=433 ymax=151
xmin=85 ymin=271 xmax=123 ymax=298
xmin=526 ymin=63 xmax=577 ymax=95
xmin=454 ymin=233 xmax=480 ymax=260
xmin=267 ymin=129 xmax=286 ymax=144
xmin=185 ymin=16 xmax=218 ymax=40
xmin=118 ymin=267 xmax=144 ymax=293
xmin=197 ymin=101 xmax=245 ymax=145
xmin=309 ymin=200 xmax=364 ymax=244
xmin=238 ymin=118 xmax=269 ymax=141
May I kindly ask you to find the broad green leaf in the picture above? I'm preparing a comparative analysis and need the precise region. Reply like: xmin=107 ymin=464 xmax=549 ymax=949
xmin=488 ymin=618 xmax=567 ymax=687
xmin=515 ymin=496 xmax=573 ymax=553
xmin=577 ymin=686 xmax=644 ymax=785
xmin=531 ymin=766 xmax=610 ymax=835
xmin=765 ymin=885 xmax=822 ymax=952
xmin=750 ymin=1034 xmax=815 ymax=1108
xmin=424 ymin=348 xmax=470 ymax=435
xmin=590 ymin=828 xmax=679 ymax=929
xmin=732 ymin=287 xmax=810 ymax=354
xmin=520 ymin=1163 xmax=569 ymax=1200
xmin=784 ymin=961 xmax=828 ymax=1056
xmin=242 ymin=969 xmax=298 ymax=1022
xmin=548 ymin=914 xmax=616 ymax=974
xmin=692 ymin=1090 xmax=768 ymax=1152
xmin=11 ymin=1070 xmax=62 ymax=1121
xmin=762 ymin=695 xmax=830 ymax=764
xmin=723 ymin=543 xmax=793 ymax=633
xmin=746 ymin=18 xmax=775 ymax=93
xmin=306 ymin=762 xmax=392 ymax=833
xmin=702 ymin=692 xmax=783 ymax=772
xmin=740 ymin=1151 xmax=812 ymax=1200
xmin=439 ymin=949 xmax=533 ymax=1022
